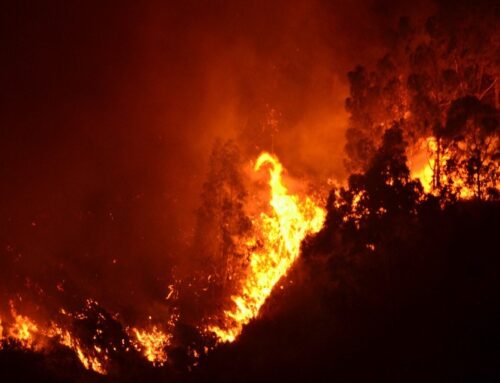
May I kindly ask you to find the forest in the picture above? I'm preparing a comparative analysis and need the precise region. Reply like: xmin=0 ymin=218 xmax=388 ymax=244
xmin=1 ymin=0 xmax=499 ymax=382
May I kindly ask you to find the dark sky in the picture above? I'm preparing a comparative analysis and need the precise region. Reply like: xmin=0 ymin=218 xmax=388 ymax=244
xmin=0 ymin=0 xmax=433 ymax=321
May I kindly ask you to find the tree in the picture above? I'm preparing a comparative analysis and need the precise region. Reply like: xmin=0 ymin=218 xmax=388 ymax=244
xmin=348 ymin=124 xmax=422 ymax=221
xmin=192 ymin=139 xmax=251 ymax=284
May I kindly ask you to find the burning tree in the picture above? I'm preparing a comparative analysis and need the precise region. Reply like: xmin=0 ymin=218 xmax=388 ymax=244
xmin=182 ymin=140 xmax=252 ymax=324
xmin=193 ymin=139 xmax=251 ymax=281
xmin=344 ymin=2 xmax=500 ymax=200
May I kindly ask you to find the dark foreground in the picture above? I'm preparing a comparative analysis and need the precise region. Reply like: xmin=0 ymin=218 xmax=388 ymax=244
xmin=1 ymin=199 xmax=499 ymax=383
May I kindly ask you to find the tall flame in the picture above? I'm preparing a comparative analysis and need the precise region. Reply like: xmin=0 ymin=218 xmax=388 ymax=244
xmin=0 ymin=152 xmax=326 ymax=369
xmin=209 ymin=152 xmax=326 ymax=342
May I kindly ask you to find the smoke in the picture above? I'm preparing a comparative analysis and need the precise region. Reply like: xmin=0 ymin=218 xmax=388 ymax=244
xmin=0 ymin=0 xmax=435 ymax=323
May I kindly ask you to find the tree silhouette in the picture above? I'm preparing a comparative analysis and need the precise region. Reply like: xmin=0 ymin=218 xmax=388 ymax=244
xmin=188 ymin=139 xmax=252 ymax=319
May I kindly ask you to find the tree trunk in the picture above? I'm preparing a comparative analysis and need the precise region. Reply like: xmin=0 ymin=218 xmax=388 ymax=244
xmin=435 ymin=137 xmax=441 ymax=190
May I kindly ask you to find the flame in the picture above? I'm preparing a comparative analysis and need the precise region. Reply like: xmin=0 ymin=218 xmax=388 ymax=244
xmin=0 ymin=312 xmax=179 ymax=375
xmin=48 ymin=324 xmax=107 ymax=374
xmin=0 ymin=303 xmax=108 ymax=374
xmin=0 ymin=303 xmax=177 ymax=373
xmin=131 ymin=326 xmax=171 ymax=366
xmin=208 ymin=152 xmax=326 ymax=342
xmin=409 ymin=137 xmax=436 ymax=194
xmin=0 ymin=306 xmax=104 ymax=374
xmin=0 ymin=152 xmax=326 ymax=366
xmin=8 ymin=303 xmax=39 ymax=348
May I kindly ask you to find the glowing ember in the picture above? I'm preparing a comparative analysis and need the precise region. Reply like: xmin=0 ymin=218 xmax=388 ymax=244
xmin=208 ymin=152 xmax=326 ymax=342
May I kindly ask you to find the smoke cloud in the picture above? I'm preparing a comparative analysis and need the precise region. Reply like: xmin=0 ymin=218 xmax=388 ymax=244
xmin=0 ymin=0 xmax=434 ymax=321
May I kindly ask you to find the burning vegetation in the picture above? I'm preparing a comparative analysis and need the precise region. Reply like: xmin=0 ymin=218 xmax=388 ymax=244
xmin=207 ymin=152 xmax=325 ymax=342
xmin=344 ymin=5 xmax=499 ymax=199
xmin=1 ymin=1 xmax=499 ymax=382
xmin=0 ymin=150 xmax=327 ymax=375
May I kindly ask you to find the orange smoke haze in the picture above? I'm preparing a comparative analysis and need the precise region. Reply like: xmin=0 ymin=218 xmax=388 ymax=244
xmin=0 ymin=0 xmax=434 ymax=353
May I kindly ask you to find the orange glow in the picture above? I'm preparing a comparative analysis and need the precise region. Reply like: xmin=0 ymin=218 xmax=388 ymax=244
xmin=208 ymin=152 xmax=326 ymax=342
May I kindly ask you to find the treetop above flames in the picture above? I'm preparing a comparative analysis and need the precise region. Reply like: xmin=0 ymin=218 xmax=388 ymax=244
xmin=344 ymin=8 xmax=499 ymax=200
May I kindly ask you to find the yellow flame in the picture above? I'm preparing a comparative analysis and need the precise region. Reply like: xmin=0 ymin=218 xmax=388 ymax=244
xmin=0 ymin=304 xmax=107 ymax=374
xmin=0 ymin=302 xmax=176 ymax=374
xmin=8 ymin=304 xmax=39 ymax=348
xmin=209 ymin=152 xmax=326 ymax=342
xmin=131 ymin=326 xmax=171 ymax=366
xmin=410 ymin=136 xmax=475 ymax=198
xmin=409 ymin=137 xmax=436 ymax=194
xmin=49 ymin=325 xmax=107 ymax=374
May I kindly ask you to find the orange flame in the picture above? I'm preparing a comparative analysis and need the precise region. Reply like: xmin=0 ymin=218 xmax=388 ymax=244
xmin=0 ymin=303 xmax=108 ymax=374
xmin=208 ymin=152 xmax=326 ymax=342
xmin=48 ymin=324 xmax=107 ymax=374
xmin=1 ymin=304 xmax=107 ymax=374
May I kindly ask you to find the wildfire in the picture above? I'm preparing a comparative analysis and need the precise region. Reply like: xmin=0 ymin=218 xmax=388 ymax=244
xmin=0 ymin=152 xmax=327 ymax=368
xmin=208 ymin=152 xmax=326 ymax=342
